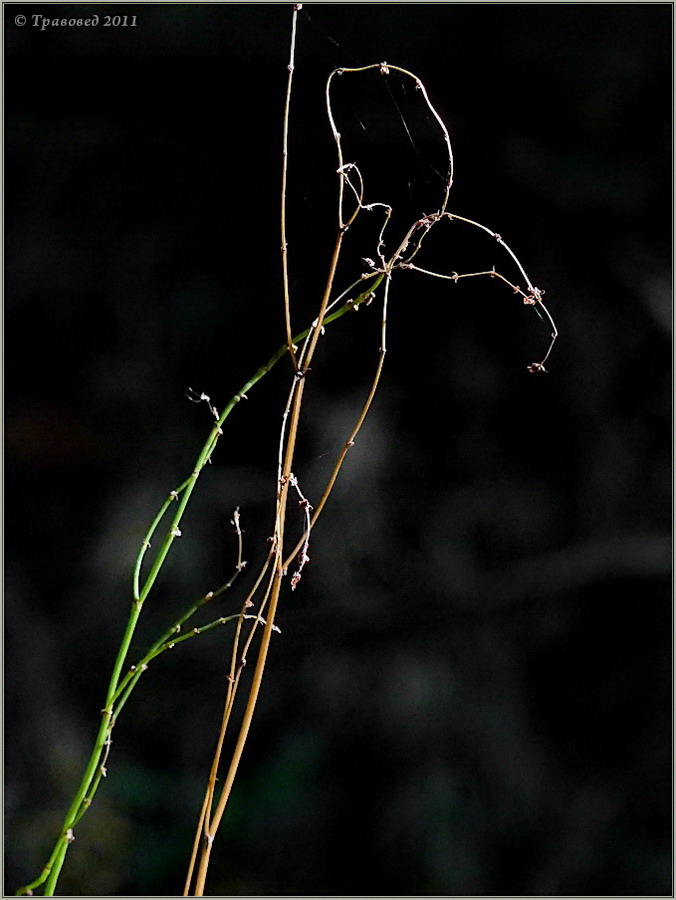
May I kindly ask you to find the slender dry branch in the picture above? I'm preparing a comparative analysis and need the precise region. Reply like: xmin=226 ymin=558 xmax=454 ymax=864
xmin=186 ymin=21 xmax=558 ymax=893
xmin=19 ymin=7 xmax=560 ymax=896
xmin=281 ymin=4 xmax=302 ymax=367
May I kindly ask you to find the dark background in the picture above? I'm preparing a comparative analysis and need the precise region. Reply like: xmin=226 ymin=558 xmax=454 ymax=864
xmin=5 ymin=3 xmax=672 ymax=896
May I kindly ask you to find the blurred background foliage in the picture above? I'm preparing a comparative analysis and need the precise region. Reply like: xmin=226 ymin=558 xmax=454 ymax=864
xmin=5 ymin=3 xmax=671 ymax=896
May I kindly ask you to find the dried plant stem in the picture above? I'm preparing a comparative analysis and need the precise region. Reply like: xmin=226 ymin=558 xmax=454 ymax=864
xmin=19 ymin=523 xmax=246 ymax=897
xmin=283 ymin=282 xmax=390 ymax=572
xmin=186 ymin=42 xmax=560 ymax=895
xmin=326 ymin=61 xmax=454 ymax=220
xmin=281 ymin=4 xmax=301 ymax=366
xmin=183 ymin=790 xmax=211 ymax=897
xmin=18 ymin=9 xmax=559 ymax=895
xmin=17 ymin=258 xmax=382 ymax=900
xmin=190 ymin=227 xmax=346 ymax=895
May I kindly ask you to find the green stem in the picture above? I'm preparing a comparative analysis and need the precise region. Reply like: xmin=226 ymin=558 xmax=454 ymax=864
xmin=17 ymin=273 xmax=383 ymax=897
xmin=76 ymin=610 xmax=255 ymax=835
xmin=135 ymin=271 xmax=384 ymax=610
xmin=40 ymin=711 xmax=112 ymax=895
xmin=133 ymin=478 xmax=191 ymax=601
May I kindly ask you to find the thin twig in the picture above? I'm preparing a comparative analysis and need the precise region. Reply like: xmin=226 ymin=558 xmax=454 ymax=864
xmin=281 ymin=4 xmax=302 ymax=368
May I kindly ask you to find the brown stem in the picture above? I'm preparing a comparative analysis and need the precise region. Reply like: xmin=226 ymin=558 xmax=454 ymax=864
xmin=281 ymin=5 xmax=301 ymax=366
xmin=191 ymin=229 xmax=344 ymax=895
xmin=283 ymin=348 xmax=386 ymax=572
